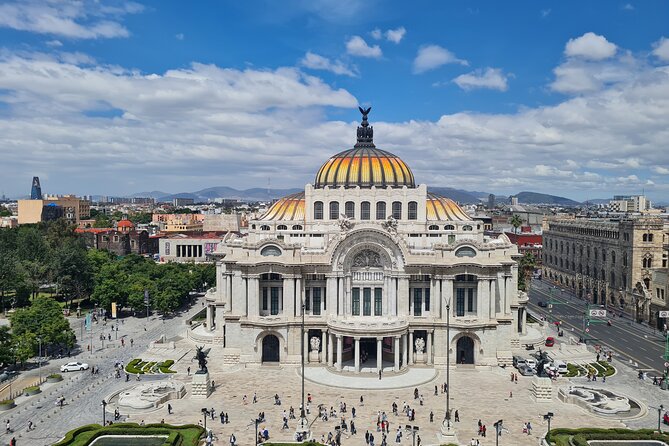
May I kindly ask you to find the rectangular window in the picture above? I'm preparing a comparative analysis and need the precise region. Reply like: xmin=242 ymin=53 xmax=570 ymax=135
xmin=270 ymin=287 xmax=279 ymax=315
xmin=374 ymin=288 xmax=382 ymax=316
xmin=352 ymin=288 xmax=360 ymax=316
xmin=361 ymin=202 xmax=371 ymax=220
xmin=392 ymin=201 xmax=402 ymax=219
xmin=312 ymin=288 xmax=321 ymax=316
xmin=329 ymin=201 xmax=339 ymax=220
xmin=305 ymin=288 xmax=311 ymax=312
xmin=467 ymin=289 xmax=475 ymax=314
xmin=376 ymin=202 xmax=386 ymax=220
xmin=408 ymin=201 xmax=418 ymax=220
xmin=413 ymin=288 xmax=422 ymax=316
xmin=424 ymin=287 xmax=430 ymax=312
xmin=363 ymin=287 xmax=372 ymax=316
xmin=345 ymin=201 xmax=355 ymax=218
xmin=262 ymin=287 xmax=268 ymax=311
xmin=456 ymin=288 xmax=465 ymax=317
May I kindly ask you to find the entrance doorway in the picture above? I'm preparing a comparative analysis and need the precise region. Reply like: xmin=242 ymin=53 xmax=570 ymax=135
xmin=456 ymin=336 xmax=474 ymax=364
xmin=262 ymin=334 xmax=280 ymax=363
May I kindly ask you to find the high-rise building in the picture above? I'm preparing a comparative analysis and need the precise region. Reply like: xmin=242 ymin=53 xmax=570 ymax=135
xmin=609 ymin=195 xmax=651 ymax=213
xmin=488 ymin=194 xmax=495 ymax=210
xmin=31 ymin=176 xmax=42 ymax=200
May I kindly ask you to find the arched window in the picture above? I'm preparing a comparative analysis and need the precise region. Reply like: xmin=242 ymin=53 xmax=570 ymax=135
xmin=462 ymin=225 xmax=473 ymax=231
xmin=277 ymin=225 xmax=287 ymax=230
xmin=314 ymin=201 xmax=323 ymax=220
xmin=361 ymin=201 xmax=371 ymax=220
xmin=392 ymin=201 xmax=402 ymax=219
xmin=444 ymin=224 xmax=455 ymax=230
xmin=643 ymin=234 xmax=648 ymax=242
xmin=455 ymin=247 xmax=476 ymax=257
xmin=408 ymin=201 xmax=418 ymax=220
xmin=560 ymin=241 xmax=563 ymax=253
xmin=345 ymin=201 xmax=355 ymax=219
xmin=594 ymin=248 xmax=598 ymax=260
xmin=329 ymin=201 xmax=339 ymax=220
xmin=602 ymin=250 xmax=606 ymax=262
xmin=292 ymin=224 xmax=303 ymax=230
xmin=261 ymin=245 xmax=281 ymax=256
xmin=610 ymin=271 xmax=615 ymax=287
xmin=260 ymin=225 xmax=270 ymax=231
xmin=428 ymin=225 xmax=439 ymax=231
xmin=611 ymin=250 xmax=616 ymax=264
xmin=376 ymin=202 xmax=386 ymax=220
xmin=623 ymin=252 xmax=628 ymax=267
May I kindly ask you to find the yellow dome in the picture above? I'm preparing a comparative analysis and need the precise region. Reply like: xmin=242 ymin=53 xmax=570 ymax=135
xmin=426 ymin=193 xmax=471 ymax=221
xmin=259 ymin=192 xmax=305 ymax=221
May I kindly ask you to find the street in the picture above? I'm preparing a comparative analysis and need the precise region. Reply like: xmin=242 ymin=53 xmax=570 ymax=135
xmin=528 ymin=280 xmax=668 ymax=375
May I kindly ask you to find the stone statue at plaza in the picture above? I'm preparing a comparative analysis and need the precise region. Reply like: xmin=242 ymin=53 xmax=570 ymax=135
xmin=195 ymin=345 xmax=209 ymax=373
xmin=414 ymin=337 xmax=425 ymax=355
xmin=310 ymin=336 xmax=320 ymax=352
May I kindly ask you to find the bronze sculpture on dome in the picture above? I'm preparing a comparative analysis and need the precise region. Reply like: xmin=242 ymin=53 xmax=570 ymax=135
xmin=356 ymin=106 xmax=374 ymax=147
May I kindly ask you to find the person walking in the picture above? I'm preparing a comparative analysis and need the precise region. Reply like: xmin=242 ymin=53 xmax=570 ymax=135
xmin=187 ymin=366 xmax=191 ymax=376
xmin=167 ymin=404 xmax=172 ymax=414
xmin=229 ymin=433 xmax=236 ymax=446
xmin=455 ymin=410 xmax=460 ymax=422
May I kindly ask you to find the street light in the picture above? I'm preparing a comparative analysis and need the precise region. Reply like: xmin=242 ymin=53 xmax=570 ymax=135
xmin=543 ymin=412 xmax=554 ymax=442
xmin=442 ymin=295 xmax=452 ymax=431
xmin=656 ymin=405 xmax=665 ymax=433
xmin=201 ymin=408 xmax=208 ymax=431
xmin=254 ymin=418 xmax=260 ymax=446
xmin=405 ymin=425 xmax=419 ymax=446
xmin=493 ymin=419 xmax=503 ymax=446
xmin=299 ymin=301 xmax=307 ymax=436
xmin=101 ymin=400 xmax=107 ymax=426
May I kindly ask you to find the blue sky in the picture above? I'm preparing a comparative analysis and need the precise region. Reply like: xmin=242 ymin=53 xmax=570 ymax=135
xmin=0 ymin=0 xmax=668 ymax=202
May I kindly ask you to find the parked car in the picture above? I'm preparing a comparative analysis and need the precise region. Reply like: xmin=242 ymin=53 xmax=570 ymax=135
xmin=517 ymin=365 xmax=535 ymax=376
xmin=514 ymin=357 xmax=528 ymax=369
xmin=537 ymin=301 xmax=548 ymax=308
xmin=525 ymin=358 xmax=537 ymax=369
xmin=553 ymin=360 xmax=568 ymax=374
xmin=60 ymin=362 xmax=89 ymax=372
xmin=545 ymin=337 xmax=555 ymax=347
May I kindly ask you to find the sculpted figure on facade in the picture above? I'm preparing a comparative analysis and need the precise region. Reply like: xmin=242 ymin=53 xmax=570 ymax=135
xmin=338 ymin=214 xmax=354 ymax=232
xmin=382 ymin=216 xmax=398 ymax=234
xmin=309 ymin=336 xmax=320 ymax=352
xmin=414 ymin=337 xmax=425 ymax=354
xmin=352 ymin=249 xmax=382 ymax=268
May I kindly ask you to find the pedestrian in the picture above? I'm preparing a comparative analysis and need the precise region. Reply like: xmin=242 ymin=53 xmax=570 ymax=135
xmin=253 ymin=392 xmax=257 ymax=403
xmin=509 ymin=390 xmax=513 ymax=398
xmin=429 ymin=411 xmax=434 ymax=422
xmin=229 ymin=433 xmax=236 ymax=446
xmin=10 ymin=437 xmax=16 ymax=446
xmin=360 ymin=395 xmax=364 ymax=406
xmin=482 ymin=425 xmax=486 ymax=437
xmin=434 ymin=385 xmax=438 ymax=395
xmin=168 ymin=404 xmax=172 ymax=414
xmin=220 ymin=412 xmax=225 ymax=424
xmin=417 ymin=435 xmax=421 ymax=446
xmin=352 ymin=407 xmax=356 ymax=418
xmin=365 ymin=430 xmax=370 ymax=444
xmin=210 ymin=408 xmax=215 ymax=420
xmin=527 ymin=421 xmax=532 ymax=434
xmin=225 ymin=412 xmax=229 ymax=423
xmin=28 ymin=420 xmax=33 ymax=430
xmin=379 ymin=369 xmax=382 ymax=380
xmin=187 ymin=366 xmax=191 ymax=376
xmin=455 ymin=410 xmax=459 ymax=422
xmin=130 ymin=338 xmax=134 ymax=347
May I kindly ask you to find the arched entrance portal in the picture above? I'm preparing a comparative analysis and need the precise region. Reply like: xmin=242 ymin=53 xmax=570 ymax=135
xmin=456 ymin=336 xmax=474 ymax=364
xmin=262 ymin=334 xmax=280 ymax=363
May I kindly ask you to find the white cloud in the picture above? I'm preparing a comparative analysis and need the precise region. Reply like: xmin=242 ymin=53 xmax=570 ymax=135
xmin=453 ymin=68 xmax=509 ymax=91
xmin=385 ymin=27 xmax=406 ymax=44
xmin=370 ymin=28 xmax=382 ymax=40
xmin=541 ymin=9 xmax=551 ymax=18
xmin=300 ymin=52 xmax=357 ymax=77
xmin=175 ymin=33 xmax=184 ymax=41
xmin=565 ymin=32 xmax=617 ymax=60
xmin=0 ymin=1 xmax=141 ymax=39
xmin=413 ymin=45 xmax=468 ymax=73
xmin=653 ymin=166 xmax=669 ymax=175
xmin=623 ymin=3 xmax=635 ymax=10
xmin=46 ymin=39 xmax=63 ymax=47
xmin=653 ymin=37 xmax=669 ymax=61
xmin=346 ymin=36 xmax=382 ymax=58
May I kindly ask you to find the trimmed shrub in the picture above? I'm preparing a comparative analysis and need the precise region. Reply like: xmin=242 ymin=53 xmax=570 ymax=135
xmin=48 ymin=373 xmax=63 ymax=379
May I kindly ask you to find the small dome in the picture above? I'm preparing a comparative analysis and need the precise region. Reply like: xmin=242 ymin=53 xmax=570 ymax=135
xmin=117 ymin=219 xmax=134 ymax=228
xmin=259 ymin=192 xmax=305 ymax=221
xmin=315 ymin=147 xmax=415 ymax=189
xmin=426 ymin=193 xmax=471 ymax=221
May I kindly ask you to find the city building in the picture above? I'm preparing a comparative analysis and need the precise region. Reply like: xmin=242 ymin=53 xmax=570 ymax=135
xmin=195 ymin=110 xmax=528 ymax=370
xmin=31 ymin=176 xmax=42 ymax=200
xmin=151 ymin=213 xmax=205 ymax=232
xmin=158 ymin=232 xmax=228 ymax=263
xmin=202 ymin=214 xmax=242 ymax=232
xmin=609 ymin=195 xmax=652 ymax=213
xmin=76 ymin=219 xmax=155 ymax=256
xmin=488 ymin=194 xmax=495 ymax=210
xmin=18 ymin=194 xmax=91 ymax=225
xmin=503 ymin=230 xmax=543 ymax=265
xmin=173 ymin=198 xmax=195 ymax=207
xmin=542 ymin=218 xmax=665 ymax=325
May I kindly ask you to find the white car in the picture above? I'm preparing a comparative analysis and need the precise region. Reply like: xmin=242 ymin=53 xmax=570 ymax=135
xmin=60 ymin=361 xmax=89 ymax=372
xmin=525 ymin=358 xmax=537 ymax=369
xmin=553 ymin=360 xmax=568 ymax=374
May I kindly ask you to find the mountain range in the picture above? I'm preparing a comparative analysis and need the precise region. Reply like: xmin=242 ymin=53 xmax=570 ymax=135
xmin=130 ymin=186 xmax=582 ymax=206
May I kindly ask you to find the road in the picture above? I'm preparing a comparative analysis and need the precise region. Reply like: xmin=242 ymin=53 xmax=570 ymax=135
xmin=528 ymin=280 xmax=668 ymax=376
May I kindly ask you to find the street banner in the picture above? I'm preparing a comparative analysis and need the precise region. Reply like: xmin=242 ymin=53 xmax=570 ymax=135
xmin=111 ymin=302 xmax=117 ymax=319
xmin=85 ymin=313 xmax=91 ymax=330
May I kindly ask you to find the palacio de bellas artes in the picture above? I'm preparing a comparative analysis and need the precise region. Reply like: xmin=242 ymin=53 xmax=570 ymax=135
xmin=191 ymin=108 xmax=529 ymax=372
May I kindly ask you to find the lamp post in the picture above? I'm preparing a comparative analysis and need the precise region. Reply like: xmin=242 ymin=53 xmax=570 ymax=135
xmin=657 ymin=405 xmax=664 ymax=433
xmin=405 ymin=425 xmax=419 ymax=446
xmin=493 ymin=419 xmax=503 ymax=446
xmin=298 ymin=300 xmax=308 ymax=437
xmin=446 ymin=299 xmax=451 ymax=428
xmin=201 ymin=408 xmax=208 ymax=431
xmin=254 ymin=418 xmax=260 ymax=446
xmin=543 ymin=412 xmax=554 ymax=442
xmin=101 ymin=400 xmax=107 ymax=426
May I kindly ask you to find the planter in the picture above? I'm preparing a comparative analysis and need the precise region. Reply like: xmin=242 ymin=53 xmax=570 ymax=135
xmin=0 ymin=401 xmax=15 ymax=411
xmin=47 ymin=374 xmax=63 ymax=383
xmin=24 ymin=387 xmax=41 ymax=396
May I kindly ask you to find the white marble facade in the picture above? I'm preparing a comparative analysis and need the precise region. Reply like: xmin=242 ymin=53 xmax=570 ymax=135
xmin=198 ymin=110 xmax=527 ymax=372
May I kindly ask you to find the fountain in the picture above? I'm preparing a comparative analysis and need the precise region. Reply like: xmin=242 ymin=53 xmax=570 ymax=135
xmin=110 ymin=381 xmax=185 ymax=412
xmin=558 ymin=386 xmax=643 ymax=419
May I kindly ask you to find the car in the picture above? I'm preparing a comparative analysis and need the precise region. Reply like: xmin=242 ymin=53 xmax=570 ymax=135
xmin=514 ymin=357 xmax=528 ymax=369
xmin=545 ymin=337 xmax=555 ymax=347
xmin=525 ymin=358 xmax=537 ymax=369
xmin=517 ymin=365 xmax=535 ymax=376
xmin=553 ymin=360 xmax=568 ymax=374
xmin=537 ymin=301 xmax=547 ymax=308
xmin=60 ymin=361 xmax=89 ymax=372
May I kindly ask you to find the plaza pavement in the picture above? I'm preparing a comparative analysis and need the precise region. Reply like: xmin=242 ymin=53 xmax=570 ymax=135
xmin=3 ymin=295 xmax=669 ymax=446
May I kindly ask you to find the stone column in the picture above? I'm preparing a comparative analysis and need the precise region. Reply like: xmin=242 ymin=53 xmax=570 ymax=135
xmin=326 ymin=277 xmax=337 ymax=315
xmin=206 ymin=304 xmax=213 ymax=331
xmin=336 ymin=335 xmax=342 ymax=371
xmin=214 ymin=304 xmax=225 ymax=335
xmin=337 ymin=277 xmax=345 ymax=318
xmin=321 ymin=331 xmax=328 ymax=364
xmin=402 ymin=333 xmax=408 ymax=368
xmin=232 ymin=271 xmax=245 ymax=316
xmin=328 ymin=333 xmax=334 ymax=366
xmin=427 ymin=331 xmax=433 ymax=364
xmin=376 ymin=337 xmax=383 ymax=373
xmin=488 ymin=279 xmax=495 ymax=320
xmin=304 ymin=330 xmax=309 ymax=363
xmin=408 ymin=331 xmax=414 ymax=365
xmin=354 ymin=337 xmax=360 ymax=373
xmin=398 ymin=276 xmax=410 ymax=316
xmin=247 ymin=276 xmax=259 ymax=319
xmin=393 ymin=336 xmax=400 ymax=372
xmin=283 ymin=276 xmax=295 ymax=319
xmin=476 ymin=278 xmax=485 ymax=318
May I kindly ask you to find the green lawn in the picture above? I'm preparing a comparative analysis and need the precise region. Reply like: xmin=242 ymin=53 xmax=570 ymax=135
xmin=53 ymin=423 xmax=204 ymax=446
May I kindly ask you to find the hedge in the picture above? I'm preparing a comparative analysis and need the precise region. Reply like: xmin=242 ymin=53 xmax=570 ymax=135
xmin=53 ymin=423 xmax=205 ymax=446
xmin=159 ymin=360 xmax=176 ymax=374
xmin=125 ymin=358 xmax=144 ymax=374
xmin=548 ymin=427 xmax=669 ymax=446
xmin=48 ymin=373 xmax=63 ymax=379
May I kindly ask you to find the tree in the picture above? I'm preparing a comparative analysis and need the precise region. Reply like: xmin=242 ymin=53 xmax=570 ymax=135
xmin=126 ymin=274 xmax=156 ymax=314
xmin=52 ymin=238 xmax=93 ymax=307
xmin=91 ymin=264 xmax=128 ymax=310
xmin=518 ymin=252 xmax=536 ymax=291
xmin=0 ymin=326 xmax=13 ymax=367
xmin=510 ymin=214 xmax=523 ymax=234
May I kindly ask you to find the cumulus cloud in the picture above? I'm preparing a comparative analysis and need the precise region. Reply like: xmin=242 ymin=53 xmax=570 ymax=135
xmin=565 ymin=32 xmax=617 ymax=60
xmin=300 ymin=52 xmax=357 ymax=76
xmin=370 ymin=28 xmax=382 ymax=40
xmin=175 ymin=33 xmax=184 ymax=41
xmin=0 ymin=0 xmax=142 ymax=39
xmin=413 ymin=45 xmax=468 ymax=73
xmin=653 ymin=37 xmax=669 ymax=61
xmin=385 ymin=27 xmax=406 ymax=44
xmin=453 ymin=68 xmax=509 ymax=91
xmin=346 ymin=36 xmax=382 ymax=58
